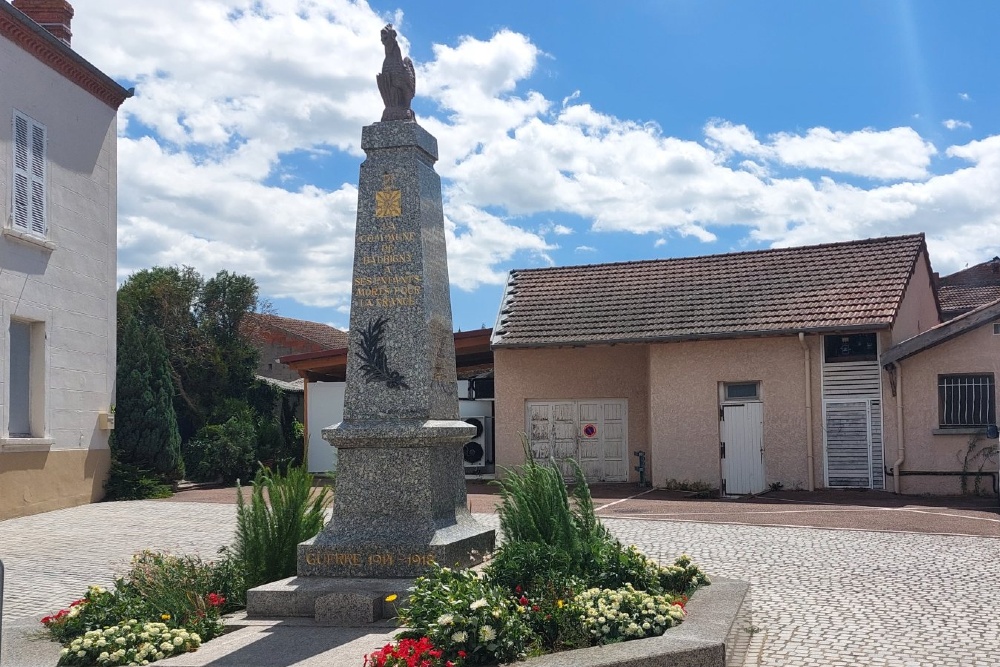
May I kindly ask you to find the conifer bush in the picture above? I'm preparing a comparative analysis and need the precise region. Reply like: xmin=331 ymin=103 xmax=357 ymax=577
xmin=106 ymin=315 xmax=183 ymax=498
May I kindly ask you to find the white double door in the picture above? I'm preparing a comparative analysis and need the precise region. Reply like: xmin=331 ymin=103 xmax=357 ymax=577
xmin=526 ymin=400 xmax=628 ymax=482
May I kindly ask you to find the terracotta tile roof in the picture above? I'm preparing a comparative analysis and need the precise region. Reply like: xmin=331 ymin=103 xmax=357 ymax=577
xmin=244 ymin=313 xmax=348 ymax=351
xmin=937 ymin=257 xmax=1000 ymax=319
xmin=493 ymin=234 xmax=927 ymax=348
xmin=883 ymin=296 xmax=1000 ymax=365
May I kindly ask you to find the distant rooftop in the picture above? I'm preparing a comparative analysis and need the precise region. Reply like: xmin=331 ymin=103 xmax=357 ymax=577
xmin=493 ymin=234 xmax=929 ymax=348
xmin=244 ymin=313 xmax=348 ymax=351
xmin=937 ymin=256 xmax=1000 ymax=320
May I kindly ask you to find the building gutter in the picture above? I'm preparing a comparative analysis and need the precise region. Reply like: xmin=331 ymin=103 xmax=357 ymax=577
xmin=892 ymin=360 xmax=905 ymax=494
xmin=492 ymin=322 xmax=892 ymax=350
xmin=798 ymin=333 xmax=815 ymax=491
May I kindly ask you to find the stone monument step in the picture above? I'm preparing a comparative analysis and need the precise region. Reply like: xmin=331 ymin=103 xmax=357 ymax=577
xmin=246 ymin=576 xmax=412 ymax=627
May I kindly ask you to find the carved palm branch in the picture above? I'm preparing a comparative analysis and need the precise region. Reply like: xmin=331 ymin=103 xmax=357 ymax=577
xmin=356 ymin=316 xmax=409 ymax=390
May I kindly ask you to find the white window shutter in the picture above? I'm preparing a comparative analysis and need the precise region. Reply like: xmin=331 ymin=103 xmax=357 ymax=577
xmin=29 ymin=121 xmax=46 ymax=235
xmin=12 ymin=113 xmax=30 ymax=231
xmin=11 ymin=111 xmax=46 ymax=236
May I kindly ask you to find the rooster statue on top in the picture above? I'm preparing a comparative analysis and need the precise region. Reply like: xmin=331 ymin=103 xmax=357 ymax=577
xmin=376 ymin=24 xmax=416 ymax=122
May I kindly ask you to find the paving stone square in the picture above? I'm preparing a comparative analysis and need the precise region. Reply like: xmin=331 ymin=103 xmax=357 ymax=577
xmin=2 ymin=499 xmax=999 ymax=666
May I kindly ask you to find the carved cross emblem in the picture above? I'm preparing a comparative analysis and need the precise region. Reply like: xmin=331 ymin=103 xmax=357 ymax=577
xmin=375 ymin=173 xmax=401 ymax=218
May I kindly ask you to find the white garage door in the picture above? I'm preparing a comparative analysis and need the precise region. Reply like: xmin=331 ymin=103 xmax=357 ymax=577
xmin=526 ymin=400 xmax=628 ymax=482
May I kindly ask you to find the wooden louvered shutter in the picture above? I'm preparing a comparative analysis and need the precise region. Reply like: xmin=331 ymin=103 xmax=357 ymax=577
xmin=11 ymin=111 xmax=46 ymax=235
xmin=12 ymin=113 xmax=30 ymax=231
xmin=29 ymin=120 xmax=46 ymax=235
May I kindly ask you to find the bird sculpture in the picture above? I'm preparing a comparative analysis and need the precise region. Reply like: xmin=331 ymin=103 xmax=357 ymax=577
xmin=376 ymin=24 xmax=416 ymax=121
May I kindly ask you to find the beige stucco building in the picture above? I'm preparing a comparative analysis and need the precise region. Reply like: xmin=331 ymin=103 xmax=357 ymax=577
xmin=0 ymin=0 xmax=131 ymax=519
xmin=492 ymin=234 xmax=999 ymax=496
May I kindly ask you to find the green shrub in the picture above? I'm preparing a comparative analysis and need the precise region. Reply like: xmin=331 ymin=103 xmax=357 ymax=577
xmin=121 ymin=550 xmax=237 ymax=636
xmin=42 ymin=549 xmax=238 ymax=652
xmin=103 ymin=460 xmax=173 ymax=501
xmin=656 ymin=554 xmax=712 ymax=597
xmin=111 ymin=315 xmax=184 ymax=482
xmin=234 ymin=466 xmax=331 ymax=590
xmin=398 ymin=565 xmax=533 ymax=665
xmin=485 ymin=540 xmax=576 ymax=593
xmin=255 ymin=417 xmax=285 ymax=464
xmin=492 ymin=440 xmax=609 ymax=576
xmin=41 ymin=585 xmax=152 ymax=645
xmin=57 ymin=621 xmax=201 ymax=666
xmin=574 ymin=584 xmax=686 ymax=645
xmin=184 ymin=413 xmax=258 ymax=483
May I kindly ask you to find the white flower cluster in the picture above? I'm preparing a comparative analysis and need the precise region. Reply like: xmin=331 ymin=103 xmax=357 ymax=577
xmin=59 ymin=621 xmax=201 ymax=666
xmin=576 ymin=584 xmax=686 ymax=643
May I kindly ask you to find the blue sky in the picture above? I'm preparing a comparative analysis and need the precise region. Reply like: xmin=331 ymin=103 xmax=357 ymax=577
xmin=69 ymin=0 xmax=1000 ymax=332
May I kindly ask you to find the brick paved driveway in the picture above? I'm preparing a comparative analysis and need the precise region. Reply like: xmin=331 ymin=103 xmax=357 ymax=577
xmin=2 ymin=500 xmax=999 ymax=666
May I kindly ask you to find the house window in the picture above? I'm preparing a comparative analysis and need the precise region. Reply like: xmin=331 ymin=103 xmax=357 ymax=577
xmin=8 ymin=320 xmax=32 ymax=436
xmin=7 ymin=319 xmax=45 ymax=438
xmin=11 ymin=110 xmax=47 ymax=237
xmin=993 ymin=323 xmax=1000 ymax=335
xmin=938 ymin=374 xmax=996 ymax=429
xmin=724 ymin=382 xmax=760 ymax=401
xmin=824 ymin=333 xmax=878 ymax=363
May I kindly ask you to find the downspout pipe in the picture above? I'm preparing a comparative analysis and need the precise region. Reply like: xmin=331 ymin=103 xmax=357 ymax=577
xmin=892 ymin=361 xmax=905 ymax=494
xmin=798 ymin=333 xmax=815 ymax=491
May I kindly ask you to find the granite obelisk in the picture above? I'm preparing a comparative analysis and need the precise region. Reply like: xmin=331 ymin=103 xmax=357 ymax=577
xmin=296 ymin=24 xmax=495 ymax=578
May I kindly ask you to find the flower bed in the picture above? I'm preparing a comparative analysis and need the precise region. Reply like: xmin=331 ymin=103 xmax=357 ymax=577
xmin=40 ymin=550 xmax=240 ymax=666
xmin=364 ymin=451 xmax=711 ymax=666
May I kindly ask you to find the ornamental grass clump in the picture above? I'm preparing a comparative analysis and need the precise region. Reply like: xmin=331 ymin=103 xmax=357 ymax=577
xmin=234 ymin=464 xmax=331 ymax=590
xmin=57 ymin=621 xmax=200 ymax=666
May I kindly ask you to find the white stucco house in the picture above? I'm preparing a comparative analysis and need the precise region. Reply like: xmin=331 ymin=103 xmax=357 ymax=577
xmin=0 ymin=0 xmax=131 ymax=519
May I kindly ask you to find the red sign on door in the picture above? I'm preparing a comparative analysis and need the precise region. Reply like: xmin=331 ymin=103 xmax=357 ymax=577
xmin=583 ymin=424 xmax=597 ymax=438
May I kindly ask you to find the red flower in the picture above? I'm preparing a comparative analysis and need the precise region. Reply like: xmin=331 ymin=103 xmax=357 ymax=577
xmin=206 ymin=592 xmax=226 ymax=607
xmin=519 ymin=595 xmax=529 ymax=606
xmin=514 ymin=585 xmax=522 ymax=593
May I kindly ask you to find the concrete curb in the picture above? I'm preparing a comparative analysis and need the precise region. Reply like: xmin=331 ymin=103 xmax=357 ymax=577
xmin=514 ymin=578 xmax=751 ymax=667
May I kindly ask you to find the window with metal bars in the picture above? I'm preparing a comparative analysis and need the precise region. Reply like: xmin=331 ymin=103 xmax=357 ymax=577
xmin=938 ymin=374 xmax=996 ymax=428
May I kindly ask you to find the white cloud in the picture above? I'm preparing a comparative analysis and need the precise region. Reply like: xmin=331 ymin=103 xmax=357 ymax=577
xmin=62 ymin=0 xmax=1000 ymax=314
xmin=575 ymin=245 xmax=597 ymax=253
xmin=959 ymin=92 xmax=971 ymax=101
xmin=767 ymin=127 xmax=936 ymax=180
xmin=943 ymin=119 xmax=972 ymax=130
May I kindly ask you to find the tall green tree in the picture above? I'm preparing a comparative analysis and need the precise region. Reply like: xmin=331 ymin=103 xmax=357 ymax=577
xmin=117 ymin=266 xmax=265 ymax=441
xmin=111 ymin=314 xmax=184 ymax=480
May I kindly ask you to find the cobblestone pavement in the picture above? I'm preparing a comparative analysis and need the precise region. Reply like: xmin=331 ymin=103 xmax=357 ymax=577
xmin=2 ymin=502 xmax=1000 ymax=666
xmin=0 ymin=501 xmax=238 ymax=621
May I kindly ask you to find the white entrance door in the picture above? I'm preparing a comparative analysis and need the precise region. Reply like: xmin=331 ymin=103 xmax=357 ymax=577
xmin=526 ymin=400 xmax=628 ymax=482
xmin=720 ymin=402 xmax=765 ymax=495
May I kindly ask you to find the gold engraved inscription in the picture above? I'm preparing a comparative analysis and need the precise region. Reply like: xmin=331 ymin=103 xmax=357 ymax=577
xmin=352 ymin=274 xmax=422 ymax=308
xmin=304 ymin=551 xmax=435 ymax=568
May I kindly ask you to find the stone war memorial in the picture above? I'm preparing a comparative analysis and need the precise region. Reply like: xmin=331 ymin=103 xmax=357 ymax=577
xmin=246 ymin=24 xmax=495 ymax=626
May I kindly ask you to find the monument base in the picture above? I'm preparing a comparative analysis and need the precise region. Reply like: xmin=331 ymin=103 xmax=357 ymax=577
xmin=246 ymin=576 xmax=412 ymax=626
xmin=297 ymin=522 xmax=495 ymax=578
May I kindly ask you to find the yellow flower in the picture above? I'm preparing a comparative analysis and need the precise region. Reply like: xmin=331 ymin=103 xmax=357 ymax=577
xmin=385 ymin=594 xmax=398 ymax=603
xmin=161 ymin=614 xmax=171 ymax=621
xmin=557 ymin=599 xmax=564 ymax=608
